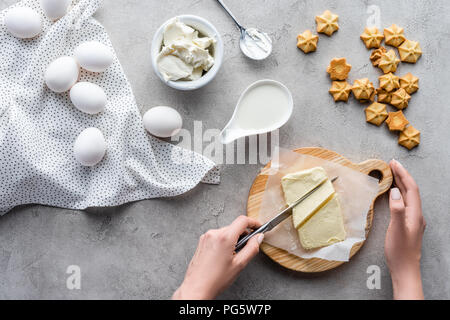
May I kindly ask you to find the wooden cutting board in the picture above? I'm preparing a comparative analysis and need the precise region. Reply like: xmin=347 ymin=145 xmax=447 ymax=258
xmin=246 ymin=147 xmax=393 ymax=273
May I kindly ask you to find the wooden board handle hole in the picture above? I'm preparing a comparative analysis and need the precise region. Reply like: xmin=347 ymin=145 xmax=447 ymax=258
xmin=369 ymin=169 xmax=383 ymax=182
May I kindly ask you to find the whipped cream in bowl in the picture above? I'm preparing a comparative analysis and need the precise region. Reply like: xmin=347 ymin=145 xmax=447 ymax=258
xmin=151 ymin=16 xmax=224 ymax=91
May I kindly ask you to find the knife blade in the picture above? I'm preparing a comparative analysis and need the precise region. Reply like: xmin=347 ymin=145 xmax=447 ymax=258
xmin=235 ymin=176 xmax=338 ymax=252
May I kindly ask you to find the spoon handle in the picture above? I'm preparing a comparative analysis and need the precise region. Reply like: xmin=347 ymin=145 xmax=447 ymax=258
xmin=216 ymin=0 xmax=244 ymax=30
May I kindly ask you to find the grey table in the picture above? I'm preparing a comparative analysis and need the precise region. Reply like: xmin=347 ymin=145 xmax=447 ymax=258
xmin=0 ymin=0 xmax=449 ymax=299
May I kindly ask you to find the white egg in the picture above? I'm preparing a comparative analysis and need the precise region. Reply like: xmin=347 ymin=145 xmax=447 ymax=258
xmin=45 ymin=56 xmax=79 ymax=93
xmin=4 ymin=7 xmax=42 ymax=39
xmin=41 ymin=0 xmax=72 ymax=20
xmin=143 ymin=106 xmax=183 ymax=138
xmin=70 ymin=82 xmax=107 ymax=115
xmin=74 ymin=41 xmax=113 ymax=73
xmin=73 ymin=128 xmax=107 ymax=167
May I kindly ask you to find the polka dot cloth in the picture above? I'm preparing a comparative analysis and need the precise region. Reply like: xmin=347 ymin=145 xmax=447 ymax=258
xmin=0 ymin=0 xmax=219 ymax=215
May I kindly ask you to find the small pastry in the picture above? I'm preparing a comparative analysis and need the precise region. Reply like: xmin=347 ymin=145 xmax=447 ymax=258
xmin=352 ymin=78 xmax=376 ymax=102
xmin=327 ymin=58 xmax=352 ymax=80
xmin=297 ymin=30 xmax=319 ymax=53
xmin=398 ymin=40 xmax=422 ymax=63
xmin=370 ymin=47 xmax=387 ymax=67
xmin=379 ymin=73 xmax=400 ymax=92
xmin=360 ymin=27 xmax=384 ymax=49
xmin=400 ymin=73 xmax=419 ymax=94
xmin=391 ymin=88 xmax=411 ymax=110
xmin=377 ymin=88 xmax=393 ymax=104
xmin=386 ymin=111 xmax=409 ymax=131
xmin=384 ymin=24 xmax=406 ymax=47
xmin=399 ymin=126 xmax=420 ymax=150
xmin=365 ymin=102 xmax=388 ymax=126
xmin=378 ymin=49 xmax=400 ymax=74
xmin=329 ymin=81 xmax=352 ymax=102
xmin=315 ymin=10 xmax=339 ymax=36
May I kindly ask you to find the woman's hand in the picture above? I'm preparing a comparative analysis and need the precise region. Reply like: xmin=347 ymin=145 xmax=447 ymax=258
xmin=385 ymin=159 xmax=425 ymax=300
xmin=172 ymin=216 xmax=264 ymax=300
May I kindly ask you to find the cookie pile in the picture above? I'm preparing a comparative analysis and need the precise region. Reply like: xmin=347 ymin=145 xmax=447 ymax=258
xmin=325 ymin=22 xmax=422 ymax=150
xmin=364 ymin=24 xmax=421 ymax=150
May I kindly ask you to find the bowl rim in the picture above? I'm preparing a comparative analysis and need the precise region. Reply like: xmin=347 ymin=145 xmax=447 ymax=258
xmin=151 ymin=15 xmax=224 ymax=91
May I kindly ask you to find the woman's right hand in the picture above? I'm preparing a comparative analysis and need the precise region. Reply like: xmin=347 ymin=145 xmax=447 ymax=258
xmin=172 ymin=216 xmax=263 ymax=300
xmin=385 ymin=159 xmax=425 ymax=300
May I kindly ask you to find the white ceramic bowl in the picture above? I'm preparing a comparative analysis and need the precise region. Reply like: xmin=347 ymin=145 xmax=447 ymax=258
xmin=151 ymin=15 xmax=224 ymax=91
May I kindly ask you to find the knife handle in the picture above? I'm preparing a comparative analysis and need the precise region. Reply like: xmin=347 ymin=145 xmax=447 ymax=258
xmin=235 ymin=223 xmax=269 ymax=253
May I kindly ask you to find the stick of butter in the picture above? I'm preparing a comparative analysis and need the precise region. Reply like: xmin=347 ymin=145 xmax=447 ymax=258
xmin=298 ymin=194 xmax=346 ymax=250
xmin=281 ymin=167 xmax=335 ymax=229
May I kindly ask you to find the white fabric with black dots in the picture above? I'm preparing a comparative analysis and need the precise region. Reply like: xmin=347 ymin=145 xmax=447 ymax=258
xmin=0 ymin=0 xmax=219 ymax=215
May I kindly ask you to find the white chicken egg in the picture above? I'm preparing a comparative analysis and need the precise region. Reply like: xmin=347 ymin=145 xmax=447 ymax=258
xmin=45 ymin=56 xmax=79 ymax=93
xmin=4 ymin=7 xmax=42 ymax=39
xmin=41 ymin=0 xmax=72 ymax=20
xmin=70 ymin=82 xmax=107 ymax=115
xmin=143 ymin=106 xmax=183 ymax=138
xmin=73 ymin=127 xmax=107 ymax=167
xmin=74 ymin=41 xmax=113 ymax=73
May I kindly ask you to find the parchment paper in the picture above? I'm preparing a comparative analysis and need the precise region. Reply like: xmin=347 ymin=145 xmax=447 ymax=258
xmin=258 ymin=147 xmax=380 ymax=262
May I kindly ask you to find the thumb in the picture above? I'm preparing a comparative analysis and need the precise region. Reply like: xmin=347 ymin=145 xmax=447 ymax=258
xmin=234 ymin=234 xmax=264 ymax=269
xmin=389 ymin=188 xmax=406 ymax=225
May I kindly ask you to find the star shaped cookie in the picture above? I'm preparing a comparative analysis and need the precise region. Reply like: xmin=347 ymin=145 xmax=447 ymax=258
xmin=297 ymin=30 xmax=319 ymax=53
xmin=398 ymin=40 xmax=422 ymax=63
xmin=386 ymin=111 xmax=409 ymax=131
xmin=400 ymin=73 xmax=419 ymax=94
xmin=391 ymin=88 xmax=411 ymax=110
xmin=327 ymin=58 xmax=352 ymax=80
xmin=315 ymin=10 xmax=339 ymax=36
xmin=384 ymin=24 xmax=406 ymax=47
xmin=377 ymin=88 xmax=393 ymax=104
xmin=329 ymin=81 xmax=352 ymax=102
xmin=379 ymin=73 xmax=400 ymax=92
xmin=370 ymin=47 xmax=387 ymax=67
xmin=399 ymin=126 xmax=420 ymax=150
xmin=360 ymin=27 xmax=384 ymax=49
xmin=365 ymin=102 xmax=388 ymax=126
xmin=352 ymin=78 xmax=376 ymax=102
xmin=378 ymin=49 xmax=400 ymax=74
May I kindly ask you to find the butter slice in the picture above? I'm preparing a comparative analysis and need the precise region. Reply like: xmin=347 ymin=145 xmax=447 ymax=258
xmin=298 ymin=194 xmax=346 ymax=250
xmin=281 ymin=167 xmax=335 ymax=229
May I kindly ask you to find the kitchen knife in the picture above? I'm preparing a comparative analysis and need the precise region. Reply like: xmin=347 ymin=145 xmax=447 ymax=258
xmin=235 ymin=176 xmax=338 ymax=252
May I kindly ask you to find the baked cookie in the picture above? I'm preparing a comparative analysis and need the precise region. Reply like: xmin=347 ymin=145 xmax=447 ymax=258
xmin=377 ymin=88 xmax=393 ymax=104
xmin=386 ymin=111 xmax=409 ymax=131
xmin=360 ymin=27 xmax=384 ymax=49
xmin=297 ymin=30 xmax=319 ymax=53
xmin=391 ymin=88 xmax=411 ymax=110
xmin=315 ymin=10 xmax=339 ymax=36
xmin=384 ymin=24 xmax=406 ymax=47
xmin=329 ymin=81 xmax=352 ymax=102
xmin=327 ymin=58 xmax=352 ymax=80
xmin=399 ymin=126 xmax=420 ymax=150
xmin=352 ymin=78 xmax=376 ymax=102
xmin=398 ymin=40 xmax=422 ymax=63
xmin=370 ymin=47 xmax=387 ymax=67
xmin=379 ymin=73 xmax=400 ymax=92
xmin=365 ymin=102 xmax=388 ymax=126
xmin=400 ymin=73 xmax=419 ymax=94
xmin=378 ymin=49 xmax=400 ymax=74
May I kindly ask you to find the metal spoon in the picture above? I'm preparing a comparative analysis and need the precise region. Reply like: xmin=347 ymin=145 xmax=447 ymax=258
xmin=216 ymin=0 xmax=272 ymax=60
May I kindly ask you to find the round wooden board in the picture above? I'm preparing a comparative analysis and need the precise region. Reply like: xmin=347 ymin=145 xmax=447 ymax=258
xmin=247 ymin=147 xmax=393 ymax=273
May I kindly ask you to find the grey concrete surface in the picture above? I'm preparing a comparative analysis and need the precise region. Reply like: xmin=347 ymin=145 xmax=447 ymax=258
xmin=0 ymin=0 xmax=449 ymax=300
